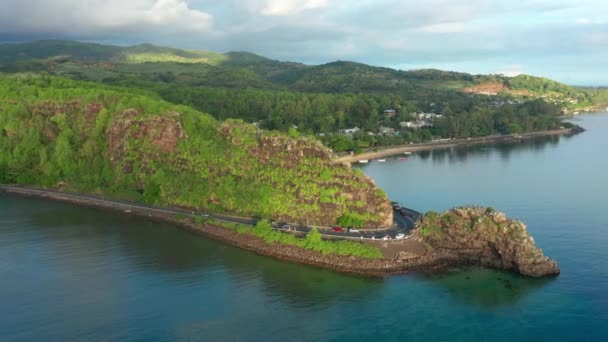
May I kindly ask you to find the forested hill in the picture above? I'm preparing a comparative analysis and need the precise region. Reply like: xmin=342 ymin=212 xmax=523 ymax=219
xmin=0 ymin=74 xmax=392 ymax=228
xmin=0 ymin=40 xmax=229 ymax=65
xmin=0 ymin=40 xmax=604 ymax=152
xmin=0 ymin=40 xmax=597 ymax=100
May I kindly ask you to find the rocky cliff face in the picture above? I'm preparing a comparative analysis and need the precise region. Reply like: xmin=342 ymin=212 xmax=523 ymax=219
xmin=217 ymin=122 xmax=393 ymax=228
xmin=412 ymin=207 xmax=559 ymax=277
xmin=103 ymin=114 xmax=392 ymax=228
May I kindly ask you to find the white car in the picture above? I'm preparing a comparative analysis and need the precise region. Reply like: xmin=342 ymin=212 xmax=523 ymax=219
xmin=382 ymin=236 xmax=390 ymax=240
xmin=395 ymin=233 xmax=405 ymax=240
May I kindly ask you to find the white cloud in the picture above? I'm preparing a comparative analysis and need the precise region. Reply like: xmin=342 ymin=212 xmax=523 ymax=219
xmin=146 ymin=0 xmax=213 ymax=30
xmin=260 ymin=0 xmax=329 ymax=16
xmin=495 ymin=64 xmax=524 ymax=77
xmin=574 ymin=17 xmax=606 ymax=25
xmin=413 ymin=22 xmax=468 ymax=34
xmin=0 ymin=0 xmax=213 ymax=34
xmin=576 ymin=18 xmax=592 ymax=25
xmin=1 ymin=0 xmax=608 ymax=83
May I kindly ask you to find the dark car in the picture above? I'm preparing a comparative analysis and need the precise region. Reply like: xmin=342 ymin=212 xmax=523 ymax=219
xmin=331 ymin=226 xmax=345 ymax=232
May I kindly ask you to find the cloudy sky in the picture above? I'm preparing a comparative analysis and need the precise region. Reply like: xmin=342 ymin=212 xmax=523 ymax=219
xmin=1 ymin=0 xmax=606 ymax=85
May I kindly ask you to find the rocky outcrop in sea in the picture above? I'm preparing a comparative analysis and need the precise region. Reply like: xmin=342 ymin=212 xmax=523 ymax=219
xmin=411 ymin=207 xmax=559 ymax=277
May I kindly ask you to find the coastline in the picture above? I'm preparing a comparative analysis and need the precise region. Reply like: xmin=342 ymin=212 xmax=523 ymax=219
xmin=0 ymin=186 xmax=441 ymax=277
xmin=563 ymin=105 xmax=608 ymax=116
xmin=0 ymin=185 xmax=559 ymax=278
xmin=336 ymin=128 xmax=575 ymax=164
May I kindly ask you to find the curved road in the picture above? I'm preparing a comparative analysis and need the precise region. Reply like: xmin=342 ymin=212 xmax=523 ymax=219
xmin=0 ymin=185 xmax=420 ymax=241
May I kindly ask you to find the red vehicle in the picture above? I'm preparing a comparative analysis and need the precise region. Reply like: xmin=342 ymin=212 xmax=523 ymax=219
xmin=331 ymin=226 xmax=345 ymax=232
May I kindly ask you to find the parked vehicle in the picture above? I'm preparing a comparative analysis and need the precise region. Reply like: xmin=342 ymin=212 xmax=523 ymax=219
xmin=349 ymin=229 xmax=360 ymax=233
xmin=382 ymin=235 xmax=390 ymax=240
xmin=395 ymin=233 xmax=405 ymax=240
xmin=332 ymin=226 xmax=345 ymax=232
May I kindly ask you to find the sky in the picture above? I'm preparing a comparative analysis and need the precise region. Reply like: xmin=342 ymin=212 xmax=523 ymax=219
xmin=0 ymin=0 xmax=606 ymax=85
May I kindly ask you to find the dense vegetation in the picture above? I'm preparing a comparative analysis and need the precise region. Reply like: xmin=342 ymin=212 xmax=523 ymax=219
xmin=0 ymin=74 xmax=391 ymax=227
xmin=210 ymin=219 xmax=382 ymax=259
xmin=0 ymin=40 xmax=227 ymax=65
xmin=1 ymin=40 xmax=605 ymax=153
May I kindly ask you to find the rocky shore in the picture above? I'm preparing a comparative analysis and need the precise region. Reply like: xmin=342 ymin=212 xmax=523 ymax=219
xmin=0 ymin=187 xmax=559 ymax=278
xmin=411 ymin=207 xmax=560 ymax=277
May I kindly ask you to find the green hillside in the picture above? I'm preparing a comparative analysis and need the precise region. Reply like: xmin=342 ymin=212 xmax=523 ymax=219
xmin=0 ymin=74 xmax=392 ymax=228
xmin=1 ymin=40 xmax=596 ymax=98
xmin=0 ymin=40 xmax=230 ymax=65
xmin=0 ymin=40 xmax=603 ymax=152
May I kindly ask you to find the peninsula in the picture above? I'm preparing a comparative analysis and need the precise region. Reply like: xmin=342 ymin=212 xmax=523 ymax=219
xmin=0 ymin=74 xmax=560 ymax=277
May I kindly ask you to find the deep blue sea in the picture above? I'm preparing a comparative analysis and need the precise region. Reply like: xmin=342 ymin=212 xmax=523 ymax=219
xmin=1 ymin=113 xmax=607 ymax=341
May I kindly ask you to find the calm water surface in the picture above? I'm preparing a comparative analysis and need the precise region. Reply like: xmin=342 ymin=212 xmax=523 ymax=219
xmin=1 ymin=114 xmax=608 ymax=341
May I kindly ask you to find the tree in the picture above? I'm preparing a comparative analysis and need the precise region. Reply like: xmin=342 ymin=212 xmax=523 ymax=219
xmin=338 ymin=214 xmax=364 ymax=228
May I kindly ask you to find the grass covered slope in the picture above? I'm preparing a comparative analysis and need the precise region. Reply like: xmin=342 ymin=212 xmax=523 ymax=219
xmin=0 ymin=74 xmax=392 ymax=228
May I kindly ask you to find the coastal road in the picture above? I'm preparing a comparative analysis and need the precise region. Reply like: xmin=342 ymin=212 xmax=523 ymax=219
xmin=0 ymin=185 xmax=420 ymax=241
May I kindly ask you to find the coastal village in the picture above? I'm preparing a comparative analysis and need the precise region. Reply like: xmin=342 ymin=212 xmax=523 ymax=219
xmin=334 ymin=109 xmax=444 ymax=139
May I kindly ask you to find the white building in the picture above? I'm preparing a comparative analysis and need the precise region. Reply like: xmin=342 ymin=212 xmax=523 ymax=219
xmin=378 ymin=126 xmax=396 ymax=135
xmin=339 ymin=127 xmax=360 ymax=135
xmin=412 ymin=112 xmax=443 ymax=120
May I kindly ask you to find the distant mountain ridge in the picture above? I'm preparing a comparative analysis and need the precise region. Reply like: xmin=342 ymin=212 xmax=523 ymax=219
xmin=1 ymin=40 xmax=606 ymax=145
xmin=0 ymin=39 xmax=587 ymax=95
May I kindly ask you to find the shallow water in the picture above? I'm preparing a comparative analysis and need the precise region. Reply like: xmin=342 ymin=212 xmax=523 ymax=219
xmin=1 ymin=113 xmax=607 ymax=341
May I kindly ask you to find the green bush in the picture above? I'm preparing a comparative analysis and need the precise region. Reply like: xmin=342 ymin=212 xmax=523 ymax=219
xmin=241 ymin=222 xmax=382 ymax=259
xmin=425 ymin=211 xmax=440 ymax=220
xmin=338 ymin=214 xmax=364 ymax=228
xmin=419 ymin=224 xmax=443 ymax=238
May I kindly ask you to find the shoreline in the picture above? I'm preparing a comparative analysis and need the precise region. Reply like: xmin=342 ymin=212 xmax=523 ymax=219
xmin=563 ymin=105 xmax=608 ymax=116
xmin=0 ymin=186 xmax=558 ymax=278
xmin=336 ymin=128 xmax=575 ymax=164
xmin=0 ymin=186 xmax=442 ymax=277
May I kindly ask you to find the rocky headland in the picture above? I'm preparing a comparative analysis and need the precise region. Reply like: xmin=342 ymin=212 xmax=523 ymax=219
xmin=407 ymin=207 xmax=559 ymax=277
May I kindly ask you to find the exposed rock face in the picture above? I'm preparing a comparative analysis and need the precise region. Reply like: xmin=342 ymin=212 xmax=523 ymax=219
xmin=412 ymin=207 xmax=559 ymax=277
xmin=103 ymin=116 xmax=392 ymax=228
xmin=216 ymin=121 xmax=393 ymax=228
xmin=106 ymin=109 xmax=186 ymax=169
xmin=248 ymin=131 xmax=392 ymax=228
xmin=463 ymin=82 xmax=531 ymax=96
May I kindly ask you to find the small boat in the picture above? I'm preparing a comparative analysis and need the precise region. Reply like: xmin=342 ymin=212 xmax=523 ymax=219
xmin=377 ymin=159 xmax=386 ymax=162
xmin=398 ymin=157 xmax=408 ymax=161
xmin=358 ymin=160 xmax=369 ymax=164
xmin=403 ymin=152 xmax=412 ymax=155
